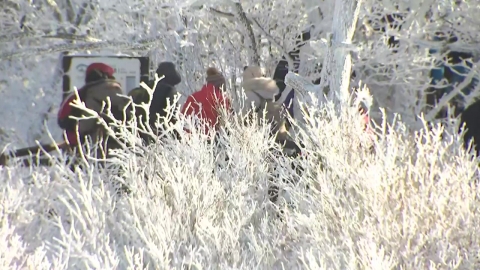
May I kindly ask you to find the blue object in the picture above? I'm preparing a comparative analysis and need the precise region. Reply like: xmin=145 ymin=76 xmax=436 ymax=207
xmin=429 ymin=35 xmax=477 ymax=103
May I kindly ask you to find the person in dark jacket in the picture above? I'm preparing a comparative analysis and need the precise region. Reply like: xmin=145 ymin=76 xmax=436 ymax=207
xmin=459 ymin=99 xmax=480 ymax=157
xmin=128 ymin=61 xmax=182 ymax=142
xmin=272 ymin=30 xmax=311 ymax=119
xmin=426 ymin=32 xmax=478 ymax=119
xmin=150 ymin=62 xmax=182 ymax=130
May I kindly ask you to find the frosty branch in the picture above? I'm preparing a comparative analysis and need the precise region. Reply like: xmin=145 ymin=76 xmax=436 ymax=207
xmin=0 ymin=34 xmax=166 ymax=60
xmin=233 ymin=3 xmax=260 ymax=66
xmin=0 ymin=32 xmax=101 ymax=44
xmin=207 ymin=6 xmax=293 ymax=68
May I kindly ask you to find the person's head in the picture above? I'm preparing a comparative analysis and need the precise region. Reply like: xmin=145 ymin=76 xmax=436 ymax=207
xmin=155 ymin=61 xmax=182 ymax=86
xmin=85 ymin=63 xmax=115 ymax=83
xmin=242 ymin=66 xmax=264 ymax=81
xmin=206 ymin=67 xmax=226 ymax=89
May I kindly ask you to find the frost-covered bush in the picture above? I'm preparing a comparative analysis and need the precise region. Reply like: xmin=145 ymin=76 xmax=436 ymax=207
xmin=1 ymin=93 xmax=479 ymax=269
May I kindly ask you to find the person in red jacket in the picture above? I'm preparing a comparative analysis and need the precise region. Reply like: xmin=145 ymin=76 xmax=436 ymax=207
xmin=57 ymin=62 xmax=129 ymax=147
xmin=181 ymin=67 xmax=231 ymax=139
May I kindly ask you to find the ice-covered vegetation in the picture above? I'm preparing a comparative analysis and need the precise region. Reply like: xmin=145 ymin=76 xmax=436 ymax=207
xmin=1 ymin=0 xmax=480 ymax=269
xmin=2 ymin=96 xmax=480 ymax=269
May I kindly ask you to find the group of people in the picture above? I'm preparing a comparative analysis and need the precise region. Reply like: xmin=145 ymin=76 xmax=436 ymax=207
xmin=53 ymin=15 xmax=480 ymax=160
xmin=54 ymin=27 xmax=373 ymax=165
xmin=55 ymin=59 xmax=308 ymax=204
xmin=55 ymin=28 xmax=369 ymax=159
xmin=57 ymin=60 xmax=303 ymax=153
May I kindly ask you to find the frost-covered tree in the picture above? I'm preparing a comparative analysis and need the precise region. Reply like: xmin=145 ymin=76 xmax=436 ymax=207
xmin=1 ymin=0 xmax=480 ymax=269
xmin=316 ymin=0 xmax=362 ymax=108
xmin=351 ymin=0 xmax=480 ymax=128
xmin=0 ymin=0 xmax=314 ymax=147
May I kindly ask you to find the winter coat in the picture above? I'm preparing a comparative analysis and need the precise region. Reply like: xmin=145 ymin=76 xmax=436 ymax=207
xmin=241 ymin=67 xmax=305 ymax=164
xmin=271 ymin=29 xmax=326 ymax=120
xmin=460 ymin=99 xmax=480 ymax=157
xmin=272 ymin=54 xmax=299 ymax=119
xmin=181 ymin=83 xmax=230 ymax=136
xmin=150 ymin=62 xmax=182 ymax=128
xmin=242 ymin=66 xmax=286 ymax=133
xmin=58 ymin=79 xmax=129 ymax=146
xmin=128 ymin=62 xmax=182 ymax=141
xmin=271 ymin=30 xmax=311 ymax=118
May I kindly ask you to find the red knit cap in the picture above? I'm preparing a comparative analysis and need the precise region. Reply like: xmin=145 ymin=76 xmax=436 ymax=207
xmin=85 ymin=62 xmax=115 ymax=77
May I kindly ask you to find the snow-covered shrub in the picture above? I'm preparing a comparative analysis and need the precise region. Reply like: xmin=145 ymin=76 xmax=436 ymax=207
xmin=1 ymin=89 xmax=480 ymax=268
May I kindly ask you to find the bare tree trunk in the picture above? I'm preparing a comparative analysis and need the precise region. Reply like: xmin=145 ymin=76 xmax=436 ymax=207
xmin=323 ymin=0 xmax=362 ymax=107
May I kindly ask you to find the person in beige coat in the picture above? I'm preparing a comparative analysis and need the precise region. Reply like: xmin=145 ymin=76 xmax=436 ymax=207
xmin=240 ymin=66 xmax=303 ymax=153
xmin=241 ymin=66 xmax=288 ymax=135
xmin=241 ymin=65 xmax=304 ymax=206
